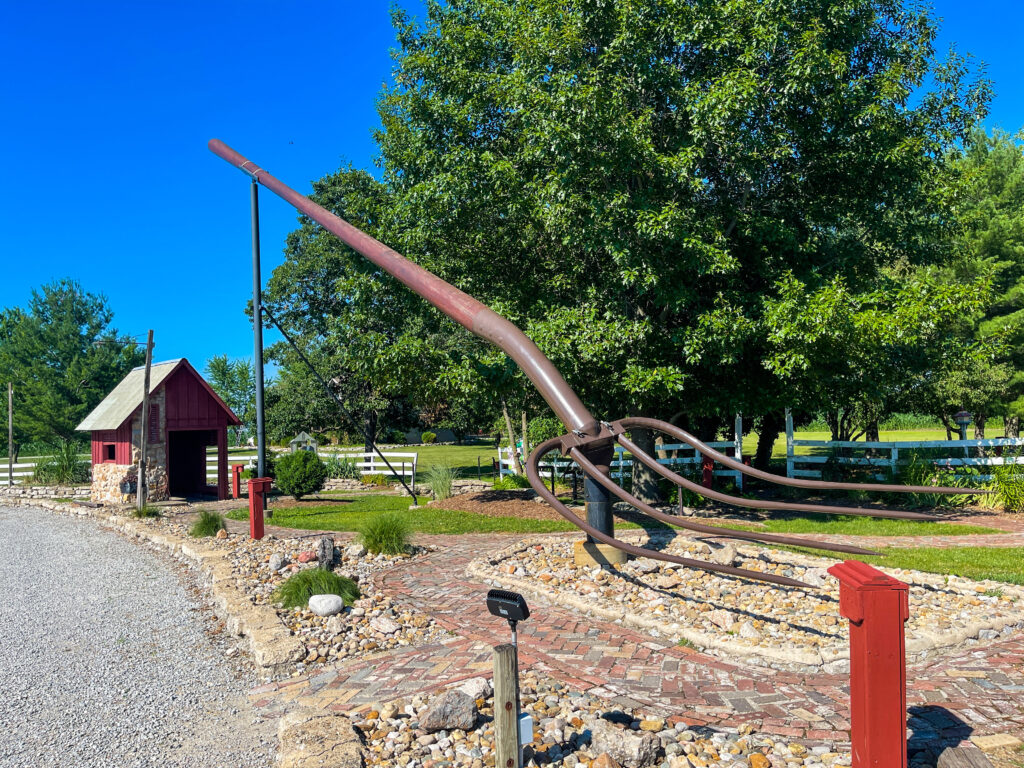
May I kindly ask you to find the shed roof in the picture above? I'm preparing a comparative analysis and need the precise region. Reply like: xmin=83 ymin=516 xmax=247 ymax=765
xmin=76 ymin=358 xmax=239 ymax=432
xmin=289 ymin=431 xmax=316 ymax=445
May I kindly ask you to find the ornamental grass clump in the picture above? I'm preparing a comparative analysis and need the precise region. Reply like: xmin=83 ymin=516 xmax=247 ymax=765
xmin=425 ymin=463 xmax=458 ymax=501
xmin=275 ymin=450 xmax=328 ymax=499
xmin=274 ymin=568 xmax=360 ymax=610
xmin=992 ymin=461 xmax=1024 ymax=513
xmin=131 ymin=505 xmax=161 ymax=519
xmin=190 ymin=509 xmax=226 ymax=537
xmin=359 ymin=512 xmax=411 ymax=556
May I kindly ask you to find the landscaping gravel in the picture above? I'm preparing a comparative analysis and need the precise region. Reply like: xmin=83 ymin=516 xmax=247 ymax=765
xmin=0 ymin=504 xmax=276 ymax=768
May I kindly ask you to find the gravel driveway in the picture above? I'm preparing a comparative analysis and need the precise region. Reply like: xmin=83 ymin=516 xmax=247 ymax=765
xmin=0 ymin=505 xmax=277 ymax=767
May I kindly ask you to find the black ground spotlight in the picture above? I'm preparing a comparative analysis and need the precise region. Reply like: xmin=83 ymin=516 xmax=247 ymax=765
xmin=486 ymin=588 xmax=530 ymax=646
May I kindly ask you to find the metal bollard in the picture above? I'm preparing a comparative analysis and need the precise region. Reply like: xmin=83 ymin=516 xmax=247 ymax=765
xmin=231 ymin=463 xmax=244 ymax=500
xmin=248 ymin=477 xmax=272 ymax=540
xmin=827 ymin=560 xmax=909 ymax=768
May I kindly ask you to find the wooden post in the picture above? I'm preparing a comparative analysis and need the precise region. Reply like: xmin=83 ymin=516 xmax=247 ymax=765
xmin=493 ymin=643 xmax=520 ymax=768
xmin=7 ymin=383 xmax=12 ymax=487
xmin=138 ymin=330 xmax=154 ymax=511
xmin=478 ymin=455 xmax=482 ymax=481
xmin=785 ymin=408 xmax=795 ymax=479
xmin=734 ymin=413 xmax=743 ymax=491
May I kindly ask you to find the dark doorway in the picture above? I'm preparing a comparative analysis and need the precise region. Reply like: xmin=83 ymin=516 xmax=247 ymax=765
xmin=168 ymin=429 xmax=215 ymax=497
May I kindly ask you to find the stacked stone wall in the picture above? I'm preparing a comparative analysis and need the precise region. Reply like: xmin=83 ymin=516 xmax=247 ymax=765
xmin=0 ymin=485 xmax=91 ymax=501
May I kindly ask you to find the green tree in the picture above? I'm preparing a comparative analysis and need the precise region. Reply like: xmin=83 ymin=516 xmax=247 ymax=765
xmin=272 ymin=0 xmax=989 ymax=473
xmin=204 ymin=355 xmax=256 ymax=444
xmin=0 ymin=280 xmax=143 ymax=446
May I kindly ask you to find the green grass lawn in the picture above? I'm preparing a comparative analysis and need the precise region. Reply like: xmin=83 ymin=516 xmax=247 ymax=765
xmin=865 ymin=547 xmax=1024 ymax=585
xmin=708 ymin=513 xmax=1003 ymax=537
xmin=228 ymin=494 xmax=579 ymax=535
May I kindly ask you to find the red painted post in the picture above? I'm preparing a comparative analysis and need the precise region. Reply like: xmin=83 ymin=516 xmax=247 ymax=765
xmin=248 ymin=477 xmax=272 ymax=540
xmin=827 ymin=560 xmax=909 ymax=768
xmin=231 ymin=463 xmax=244 ymax=499
xmin=701 ymin=455 xmax=714 ymax=488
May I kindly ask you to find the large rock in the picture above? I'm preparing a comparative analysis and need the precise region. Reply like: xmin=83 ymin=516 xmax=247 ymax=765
xmin=309 ymin=594 xmax=345 ymax=617
xmin=277 ymin=708 xmax=363 ymax=768
xmin=317 ymin=536 xmax=335 ymax=570
xmin=420 ymin=689 xmax=478 ymax=733
xmin=586 ymin=718 xmax=661 ymax=767
xmin=269 ymin=553 xmax=287 ymax=572
xmin=369 ymin=616 xmax=401 ymax=635
xmin=709 ymin=542 xmax=738 ymax=566
xmin=459 ymin=677 xmax=492 ymax=701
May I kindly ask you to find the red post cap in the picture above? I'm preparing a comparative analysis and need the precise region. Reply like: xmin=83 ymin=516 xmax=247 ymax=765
xmin=828 ymin=560 xmax=908 ymax=624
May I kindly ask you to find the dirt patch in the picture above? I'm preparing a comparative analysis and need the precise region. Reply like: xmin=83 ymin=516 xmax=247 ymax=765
xmin=429 ymin=490 xmax=584 ymax=521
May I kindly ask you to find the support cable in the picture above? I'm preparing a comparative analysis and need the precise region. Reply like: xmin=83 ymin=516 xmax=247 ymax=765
xmin=260 ymin=306 xmax=419 ymax=505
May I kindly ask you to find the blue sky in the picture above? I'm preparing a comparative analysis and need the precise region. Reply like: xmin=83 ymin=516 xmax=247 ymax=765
xmin=1 ymin=1 xmax=1021 ymax=373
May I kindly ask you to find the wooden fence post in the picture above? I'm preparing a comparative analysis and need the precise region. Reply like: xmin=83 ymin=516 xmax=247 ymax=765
xmin=785 ymin=408 xmax=795 ymax=479
xmin=493 ymin=643 xmax=520 ymax=768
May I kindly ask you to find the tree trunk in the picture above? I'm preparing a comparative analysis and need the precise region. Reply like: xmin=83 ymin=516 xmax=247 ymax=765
xmin=502 ymin=399 xmax=523 ymax=475
xmin=974 ymin=415 xmax=986 ymax=440
xmin=1006 ymin=415 xmax=1020 ymax=438
xmin=865 ymin=420 xmax=880 ymax=442
xmin=521 ymin=410 xmax=530 ymax=462
xmin=754 ymin=411 xmax=783 ymax=471
xmin=363 ymin=410 xmax=378 ymax=455
xmin=630 ymin=427 xmax=663 ymax=504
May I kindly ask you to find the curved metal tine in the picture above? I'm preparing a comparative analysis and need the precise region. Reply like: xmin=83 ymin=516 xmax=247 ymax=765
xmin=567 ymin=447 xmax=880 ymax=556
xmin=617 ymin=434 xmax=939 ymax=521
xmin=622 ymin=417 xmax=991 ymax=496
xmin=525 ymin=438 xmax=810 ymax=588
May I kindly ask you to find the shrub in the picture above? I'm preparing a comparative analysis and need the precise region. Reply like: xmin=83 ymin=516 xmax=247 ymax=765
xmin=425 ymin=464 xmax=458 ymax=500
xmin=362 ymin=473 xmax=389 ymax=487
xmin=992 ymin=461 xmax=1024 ymax=513
xmin=360 ymin=512 xmax=411 ymax=555
xmin=898 ymin=453 xmax=979 ymax=508
xmin=492 ymin=473 xmax=532 ymax=490
xmin=421 ymin=431 xmax=437 ymax=444
xmin=274 ymin=569 xmax=360 ymax=609
xmin=275 ymin=451 xmax=328 ymax=499
xmin=132 ymin=505 xmax=161 ymax=519
xmin=324 ymin=454 xmax=361 ymax=480
xmin=190 ymin=509 xmax=226 ymax=537
xmin=390 ymin=429 xmax=408 ymax=445
xmin=32 ymin=439 xmax=90 ymax=485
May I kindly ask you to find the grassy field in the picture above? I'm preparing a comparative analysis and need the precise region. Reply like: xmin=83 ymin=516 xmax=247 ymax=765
xmin=707 ymin=513 xmax=1001 ymax=537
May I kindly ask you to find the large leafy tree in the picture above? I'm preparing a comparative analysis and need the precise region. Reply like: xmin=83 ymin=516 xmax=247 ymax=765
xmin=204 ymin=355 xmax=257 ymax=444
xmin=270 ymin=0 xmax=989 ymax=472
xmin=0 ymin=280 xmax=143 ymax=447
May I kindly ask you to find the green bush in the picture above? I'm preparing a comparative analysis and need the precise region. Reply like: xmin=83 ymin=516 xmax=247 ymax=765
xmin=425 ymin=463 xmax=458 ymax=500
xmin=324 ymin=454 xmax=361 ymax=480
xmin=32 ymin=439 xmax=90 ymax=485
xmin=190 ymin=509 xmax=226 ymax=537
xmin=992 ymin=461 xmax=1024 ymax=513
xmin=362 ymin=473 xmax=389 ymax=487
xmin=275 ymin=450 xmax=328 ymax=499
xmin=359 ymin=512 xmax=411 ymax=555
xmin=421 ymin=431 xmax=437 ymax=444
xmin=389 ymin=429 xmax=408 ymax=445
xmin=492 ymin=473 xmax=533 ymax=490
xmin=132 ymin=505 xmax=161 ymax=519
xmin=897 ymin=453 xmax=980 ymax=508
xmin=274 ymin=568 xmax=360 ymax=609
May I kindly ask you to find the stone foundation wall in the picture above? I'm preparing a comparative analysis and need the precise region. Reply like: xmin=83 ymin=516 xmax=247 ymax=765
xmin=0 ymin=485 xmax=91 ymax=501
xmin=91 ymin=462 xmax=169 ymax=505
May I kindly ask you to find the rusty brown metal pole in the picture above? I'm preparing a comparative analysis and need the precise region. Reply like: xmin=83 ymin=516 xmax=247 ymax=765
xmin=209 ymin=139 xmax=599 ymax=439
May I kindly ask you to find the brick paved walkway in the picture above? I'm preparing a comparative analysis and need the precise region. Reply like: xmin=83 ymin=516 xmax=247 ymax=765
xmin=250 ymin=528 xmax=1024 ymax=748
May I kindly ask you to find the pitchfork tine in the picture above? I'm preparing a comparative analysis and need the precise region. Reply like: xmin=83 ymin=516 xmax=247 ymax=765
xmin=568 ymin=446 xmax=881 ymax=556
xmin=622 ymin=417 xmax=990 ymax=496
xmin=526 ymin=439 xmax=810 ymax=588
xmin=617 ymin=435 xmax=939 ymax=521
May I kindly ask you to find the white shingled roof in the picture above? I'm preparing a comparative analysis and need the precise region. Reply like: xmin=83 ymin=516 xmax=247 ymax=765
xmin=76 ymin=359 xmax=183 ymax=432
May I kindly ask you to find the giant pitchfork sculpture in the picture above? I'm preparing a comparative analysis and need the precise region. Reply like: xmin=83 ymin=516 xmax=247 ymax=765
xmin=210 ymin=139 xmax=981 ymax=590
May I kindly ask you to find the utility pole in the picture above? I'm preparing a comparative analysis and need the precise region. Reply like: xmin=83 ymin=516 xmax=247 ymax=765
xmin=251 ymin=180 xmax=267 ymax=480
xmin=7 ymin=383 xmax=12 ymax=487
xmin=138 ymin=330 xmax=154 ymax=511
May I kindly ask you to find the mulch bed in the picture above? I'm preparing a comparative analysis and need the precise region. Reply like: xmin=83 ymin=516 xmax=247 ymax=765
xmin=429 ymin=490 xmax=584 ymax=521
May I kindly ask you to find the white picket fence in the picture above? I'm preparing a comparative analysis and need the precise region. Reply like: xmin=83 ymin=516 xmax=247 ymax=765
xmin=498 ymin=416 xmax=745 ymax=490
xmin=784 ymin=409 xmax=1024 ymax=482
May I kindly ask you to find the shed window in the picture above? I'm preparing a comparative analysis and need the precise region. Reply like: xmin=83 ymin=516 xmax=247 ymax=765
xmin=102 ymin=444 xmax=116 ymax=462
xmin=149 ymin=404 xmax=162 ymax=443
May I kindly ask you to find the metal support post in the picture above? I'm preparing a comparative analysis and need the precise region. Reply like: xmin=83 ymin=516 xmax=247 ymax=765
xmin=251 ymin=180 xmax=267 ymax=480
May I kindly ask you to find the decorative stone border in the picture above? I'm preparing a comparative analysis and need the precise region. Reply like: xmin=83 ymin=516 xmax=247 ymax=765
xmin=0 ymin=485 xmax=90 ymax=500
xmin=13 ymin=499 xmax=305 ymax=672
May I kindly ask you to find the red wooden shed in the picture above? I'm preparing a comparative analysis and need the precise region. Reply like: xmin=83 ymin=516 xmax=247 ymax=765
xmin=77 ymin=358 xmax=241 ymax=503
